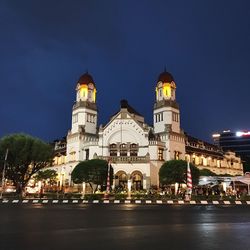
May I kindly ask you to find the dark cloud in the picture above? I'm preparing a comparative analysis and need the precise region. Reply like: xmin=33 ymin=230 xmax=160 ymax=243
xmin=0 ymin=0 xmax=250 ymax=142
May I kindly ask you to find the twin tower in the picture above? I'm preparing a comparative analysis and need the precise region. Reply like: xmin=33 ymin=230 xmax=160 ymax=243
xmin=70 ymin=70 xmax=185 ymax=161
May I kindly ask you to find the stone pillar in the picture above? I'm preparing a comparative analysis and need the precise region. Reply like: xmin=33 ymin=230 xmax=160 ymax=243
xmin=143 ymin=174 xmax=147 ymax=189
xmin=127 ymin=179 xmax=132 ymax=199
xmin=82 ymin=182 xmax=86 ymax=199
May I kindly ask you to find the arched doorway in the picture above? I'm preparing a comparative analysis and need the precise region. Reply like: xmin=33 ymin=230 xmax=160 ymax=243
xmin=115 ymin=171 xmax=128 ymax=189
xmin=131 ymin=171 xmax=143 ymax=190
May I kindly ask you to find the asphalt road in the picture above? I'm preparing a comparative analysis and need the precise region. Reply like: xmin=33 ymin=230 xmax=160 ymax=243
xmin=0 ymin=204 xmax=250 ymax=250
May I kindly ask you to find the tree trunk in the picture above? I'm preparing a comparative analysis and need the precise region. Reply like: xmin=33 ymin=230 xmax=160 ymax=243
xmin=16 ymin=183 xmax=26 ymax=198
xmin=89 ymin=182 xmax=94 ymax=194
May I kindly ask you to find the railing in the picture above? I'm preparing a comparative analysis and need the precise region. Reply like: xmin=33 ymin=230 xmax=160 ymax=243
xmin=149 ymin=140 xmax=165 ymax=146
xmin=99 ymin=155 xmax=150 ymax=163
xmin=83 ymin=141 xmax=99 ymax=146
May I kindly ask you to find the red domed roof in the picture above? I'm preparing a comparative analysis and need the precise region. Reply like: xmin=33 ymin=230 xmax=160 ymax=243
xmin=158 ymin=71 xmax=174 ymax=83
xmin=77 ymin=72 xmax=95 ymax=86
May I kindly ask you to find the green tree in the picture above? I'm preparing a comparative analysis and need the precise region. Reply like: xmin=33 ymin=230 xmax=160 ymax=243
xmin=159 ymin=160 xmax=200 ymax=186
xmin=34 ymin=169 xmax=58 ymax=184
xmin=242 ymin=156 xmax=250 ymax=173
xmin=71 ymin=159 xmax=114 ymax=193
xmin=199 ymin=168 xmax=217 ymax=176
xmin=0 ymin=134 xmax=53 ymax=196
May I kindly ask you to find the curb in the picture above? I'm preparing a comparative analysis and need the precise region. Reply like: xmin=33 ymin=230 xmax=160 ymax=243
xmin=0 ymin=199 xmax=249 ymax=205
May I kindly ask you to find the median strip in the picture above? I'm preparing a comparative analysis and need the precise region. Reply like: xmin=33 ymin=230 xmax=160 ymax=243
xmin=1 ymin=199 xmax=250 ymax=205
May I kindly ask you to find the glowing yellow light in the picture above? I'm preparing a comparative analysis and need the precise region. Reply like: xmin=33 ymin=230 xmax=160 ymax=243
xmin=163 ymin=84 xmax=171 ymax=98
xmin=93 ymin=88 xmax=97 ymax=102
xmin=79 ymin=85 xmax=88 ymax=98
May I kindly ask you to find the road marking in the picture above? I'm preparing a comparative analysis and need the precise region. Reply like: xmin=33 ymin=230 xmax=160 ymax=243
xmin=156 ymin=200 xmax=162 ymax=204
xmin=212 ymin=201 xmax=219 ymax=204
xmin=82 ymin=200 xmax=88 ymax=203
xmin=12 ymin=200 xmax=19 ymax=203
xmin=167 ymin=200 xmax=173 ymax=204
xmin=2 ymin=200 xmax=9 ymax=203
xmin=52 ymin=200 xmax=59 ymax=203
xmin=114 ymin=200 xmax=120 ymax=204
xmin=223 ymin=201 xmax=231 ymax=205
xmin=32 ymin=200 xmax=39 ymax=203
xmin=103 ymin=200 xmax=110 ymax=203
xmin=135 ymin=200 xmax=141 ymax=204
xmin=42 ymin=200 xmax=48 ymax=203
xmin=93 ymin=200 xmax=99 ymax=203
xmin=145 ymin=200 xmax=152 ymax=204
xmin=201 ymin=200 xmax=208 ymax=204
xmin=72 ymin=200 xmax=79 ymax=203
xmin=62 ymin=200 xmax=68 ymax=203
xmin=190 ymin=200 xmax=196 ymax=204
xmin=178 ymin=200 xmax=184 ymax=204
xmin=235 ymin=201 xmax=242 ymax=205
xmin=124 ymin=200 xmax=131 ymax=204
xmin=22 ymin=200 xmax=29 ymax=203
xmin=246 ymin=201 xmax=250 ymax=205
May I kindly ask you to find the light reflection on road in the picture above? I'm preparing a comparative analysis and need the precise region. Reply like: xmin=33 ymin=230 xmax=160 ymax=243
xmin=1 ymin=204 xmax=250 ymax=250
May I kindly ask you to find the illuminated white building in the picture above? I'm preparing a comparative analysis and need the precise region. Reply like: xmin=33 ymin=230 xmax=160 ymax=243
xmin=52 ymin=71 xmax=243 ymax=190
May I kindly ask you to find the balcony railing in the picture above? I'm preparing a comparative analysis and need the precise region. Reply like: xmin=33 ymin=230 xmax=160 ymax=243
xmin=99 ymin=155 xmax=150 ymax=163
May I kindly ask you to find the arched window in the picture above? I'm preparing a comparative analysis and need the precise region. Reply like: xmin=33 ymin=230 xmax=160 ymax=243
xmin=130 ymin=143 xmax=138 ymax=156
xmin=115 ymin=171 xmax=128 ymax=189
xmin=174 ymin=151 xmax=180 ymax=160
xmin=120 ymin=143 xmax=127 ymax=156
xmin=131 ymin=171 xmax=143 ymax=190
xmin=158 ymin=148 xmax=164 ymax=160
xmin=109 ymin=143 xmax=117 ymax=156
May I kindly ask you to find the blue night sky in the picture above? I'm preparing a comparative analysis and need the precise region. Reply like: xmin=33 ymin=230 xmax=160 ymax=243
xmin=0 ymin=0 xmax=250 ymax=143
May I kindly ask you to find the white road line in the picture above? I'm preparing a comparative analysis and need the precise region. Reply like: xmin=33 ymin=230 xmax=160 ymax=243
xmin=201 ymin=200 xmax=208 ymax=204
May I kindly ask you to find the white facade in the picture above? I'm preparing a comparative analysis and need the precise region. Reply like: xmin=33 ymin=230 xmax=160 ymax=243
xmin=51 ymin=71 xmax=187 ymax=190
xmin=51 ymin=71 xmax=243 ymax=190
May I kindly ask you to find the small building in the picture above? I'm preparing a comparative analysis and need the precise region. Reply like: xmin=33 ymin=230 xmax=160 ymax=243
xmin=185 ymin=135 xmax=243 ymax=176
xmin=212 ymin=130 xmax=250 ymax=170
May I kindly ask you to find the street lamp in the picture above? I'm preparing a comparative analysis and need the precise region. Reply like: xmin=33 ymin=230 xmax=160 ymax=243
xmin=0 ymin=149 xmax=9 ymax=199
xmin=82 ymin=182 xmax=86 ymax=199
xmin=104 ymin=160 xmax=111 ymax=199
xmin=127 ymin=179 xmax=132 ymax=199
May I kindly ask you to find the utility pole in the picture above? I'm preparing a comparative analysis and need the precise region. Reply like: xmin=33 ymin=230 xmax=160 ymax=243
xmin=0 ymin=148 xmax=9 ymax=199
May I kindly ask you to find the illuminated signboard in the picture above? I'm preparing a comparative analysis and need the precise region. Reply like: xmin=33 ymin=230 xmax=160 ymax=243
xmin=236 ymin=131 xmax=250 ymax=137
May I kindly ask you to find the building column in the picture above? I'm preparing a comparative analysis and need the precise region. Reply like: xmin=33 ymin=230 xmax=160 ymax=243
xmin=143 ymin=174 xmax=147 ymax=189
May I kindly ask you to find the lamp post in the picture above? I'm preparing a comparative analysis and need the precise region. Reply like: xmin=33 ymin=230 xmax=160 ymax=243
xmin=127 ymin=179 xmax=132 ymax=200
xmin=82 ymin=182 xmax=86 ymax=199
xmin=0 ymin=149 xmax=9 ymax=199
xmin=104 ymin=161 xmax=111 ymax=199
